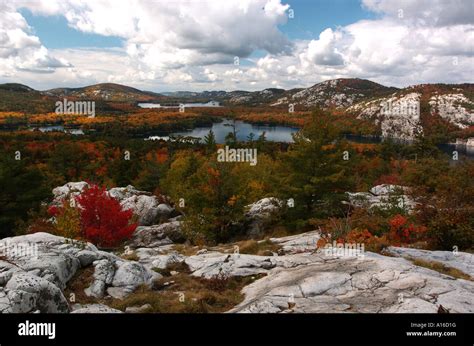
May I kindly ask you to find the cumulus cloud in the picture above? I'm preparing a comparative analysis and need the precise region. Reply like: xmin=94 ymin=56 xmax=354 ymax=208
xmin=17 ymin=0 xmax=292 ymax=68
xmin=362 ymin=0 xmax=474 ymax=26
xmin=0 ymin=2 xmax=71 ymax=75
xmin=300 ymin=29 xmax=345 ymax=66
xmin=1 ymin=0 xmax=472 ymax=90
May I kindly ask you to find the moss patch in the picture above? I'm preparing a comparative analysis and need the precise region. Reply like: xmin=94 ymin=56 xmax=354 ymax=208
xmin=411 ymin=258 xmax=472 ymax=281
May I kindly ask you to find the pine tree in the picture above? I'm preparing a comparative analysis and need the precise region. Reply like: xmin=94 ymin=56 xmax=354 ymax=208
xmin=204 ymin=129 xmax=217 ymax=153
xmin=283 ymin=109 xmax=353 ymax=222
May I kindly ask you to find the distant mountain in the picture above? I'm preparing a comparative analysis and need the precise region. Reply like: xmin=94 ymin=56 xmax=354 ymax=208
xmin=271 ymin=78 xmax=399 ymax=109
xmin=161 ymin=79 xmax=397 ymax=108
xmin=162 ymin=88 xmax=291 ymax=106
xmin=347 ymin=83 xmax=474 ymax=140
xmin=45 ymin=83 xmax=165 ymax=102
xmin=226 ymin=88 xmax=289 ymax=106
xmin=1 ymin=79 xmax=473 ymax=140
xmin=0 ymin=83 xmax=36 ymax=93
xmin=0 ymin=83 xmax=54 ymax=113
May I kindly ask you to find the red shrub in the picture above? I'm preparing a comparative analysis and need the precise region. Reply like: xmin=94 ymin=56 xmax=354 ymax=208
xmin=389 ymin=214 xmax=426 ymax=244
xmin=47 ymin=205 xmax=59 ymax=217
xmin=76 ymin=184 xmax=137 ymax=248
xmin=345 ymin=229 xmax=373 ymax=244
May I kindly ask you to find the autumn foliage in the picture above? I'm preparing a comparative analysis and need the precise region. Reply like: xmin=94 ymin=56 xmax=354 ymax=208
xmin=388 ymin=214 xmax=426 ymax=244
xmin=47 ymin=184 xmax=137 ymax=247
xmin=75 ymin=184 xmax=137 ymax=248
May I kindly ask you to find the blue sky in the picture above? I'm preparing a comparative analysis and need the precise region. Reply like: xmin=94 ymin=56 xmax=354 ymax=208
xmin=20 ymin=9 xmax=123 ymax=49
xmin=1 ymin=0 xmax=472 ymax=91
xmin=21 ymin=1 xmax=375 ymax=50
xmin=283 ymin=0 xmax=375 ymax=39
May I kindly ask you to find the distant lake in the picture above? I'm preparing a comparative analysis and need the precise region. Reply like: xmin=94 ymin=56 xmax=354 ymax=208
xmin=146 ymin=120 xmax=474 ymax=159
xmin=29 ymin=125 xmax=84 ymax=135
xmin=148 ymin=119 xmax=300 ymax=143
xmin=23 ymin=122 xmax=474 ymax=159
xmin=138 ymin=101 xmax=221 ymax=108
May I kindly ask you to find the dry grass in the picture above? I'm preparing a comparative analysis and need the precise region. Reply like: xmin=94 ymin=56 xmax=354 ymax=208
xmin=235 ymin=239 xmax=281 ymax=256
xmin=64 ymin=261 xmax=260 ymax=313
xmin=108 ymin=271 xmax=263 ymax=313
xmin=173 ymin=238 xmax=281 ymax=257
xmin=120 ymin=252 xmax=139 ymax=261
xmin=64 ymin=266 xmax=96 ymax=305
xmin=411 ymin=258 xmax=472 ymax=281
xmin=152 ymin=261 xmax=191 ymax=276
xmin=172 ymin=244 xmax=203 ymax=256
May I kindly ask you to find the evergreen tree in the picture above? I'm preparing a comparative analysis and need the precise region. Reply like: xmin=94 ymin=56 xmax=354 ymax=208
xmin=0 ymin=155 xmax=49 ymax=237
xmin=282 ymin=109 xmax=353 ymax=223
xmin=204 ymin=129 xmax=217 ymax=153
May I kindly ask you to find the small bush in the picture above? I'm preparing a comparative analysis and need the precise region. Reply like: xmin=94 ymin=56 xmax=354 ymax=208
xmin=52 ymin=200 xmax=81 ymax=239
xmin=388 ymin=214 xmax=426 ymax=245
xmin=76 ymin=184 xmax=137 ymax=248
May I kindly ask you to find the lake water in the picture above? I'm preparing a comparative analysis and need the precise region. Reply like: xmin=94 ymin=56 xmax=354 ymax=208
xmin=138 ymin=102 xmax=221 ymax=108
xmin=168 ymin=119 xmax=299 ymax=143
xmin=29 ymin=125 xmax=84 ymax=135
xmin=155 ymin=121 xmax=474 ymax=159
xmin=27 ymin=122 xmax=474 ymax=159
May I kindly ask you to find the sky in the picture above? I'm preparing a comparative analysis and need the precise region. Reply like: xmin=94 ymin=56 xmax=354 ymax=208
xmin=0 ymin=0 xmax=473 ymax=92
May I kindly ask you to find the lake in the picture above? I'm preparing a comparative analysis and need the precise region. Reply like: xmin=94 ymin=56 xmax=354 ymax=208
xmin=30 ymin=125 xmax=84 ymax=135
xmin=138 ymin=101 xmax=221 ymax=108
xmin=27 ymin=122 xmax=474 ymax=159
xmin=148 ymin=120 xmax=474 ymax=159
xmin=166 ymin=119 xmax=300 ymax=143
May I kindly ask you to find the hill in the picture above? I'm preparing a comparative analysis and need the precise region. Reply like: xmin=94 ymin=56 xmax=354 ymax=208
xmin=45 ymin=83 xmax=165 ymax=102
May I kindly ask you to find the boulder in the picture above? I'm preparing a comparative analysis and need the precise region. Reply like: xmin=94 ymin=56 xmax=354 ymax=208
xmin=0 ymin=232 xmax=160 ymax=312
xmin=128 ymin=221 xmax=184 ymax=248
xmin=85 ymin=258 xmax=161 ymax=300
xmin=108 ymin=185 xmax=150 ymax=202
xmin=269 ymin=231 xmax=320 ymax=254
xmin=4 ymin=273 xmax=69 ymax=313
xmin=347 ymin=184 xmax=416 ymax=212
xmin=111 ymin=261 xmax=161 ymax=293
xmin=245 ymin=197 xmax=283 ymax=237
xmin=150 ymin=252 xmax=186 ymax=270
xmin=72 ymin=304 xmax=123 ymax=313
xmin=227 ymin=247 xmax=474 ymax=313
xmin=84 ymin=259 xmax=116 ymax=298
xmin=52 ymin=181 xmax=89 ymax=205
xmin=369 ymin=184 xmax=408 ymax=196
xmin=121 ymin=195 xmax=173 ymax=226
xmin=125 ymin=304 xmax=152 ymax=313
xmin=385 ymin=247 xmax=474 ymax=278
xmin=185 ymin=253 xmax=277 ymax=279
xmin=0 ymin=233 xmax=84 ymax=290
xmin=51 ymin=182 xmax=176 ymax=226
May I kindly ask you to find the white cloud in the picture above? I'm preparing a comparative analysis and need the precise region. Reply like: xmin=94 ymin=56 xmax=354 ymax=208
xmin=0 ymin=2 xmax=70 ymax=76
xmin=300 ymin=28 xmax=345 ymax=66
xmin=1 ymin=0 xmax=472 ymax=90
xmin=362 ymin=0 xmax=474 ymax=26
xmin=18 ymin=0 xmax=292 ymax=68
